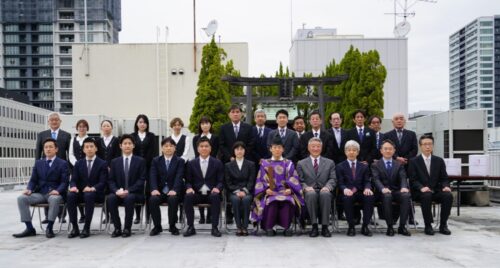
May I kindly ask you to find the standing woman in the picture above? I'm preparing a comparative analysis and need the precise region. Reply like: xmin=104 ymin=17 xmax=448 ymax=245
xmin=169 ymin=117 xmax=190 ymax=161
xmin=97 ymin=120 xmax=121 ymax=167
xmin=224 ymin=142 xmax=256 ymax=236
xmin=68 ymin=119 xmax=90 ymax=223
xmin=192 ymin=116 xmax=220 ymax=223
xmin=131 ymin=114 xmax=159 ymax=224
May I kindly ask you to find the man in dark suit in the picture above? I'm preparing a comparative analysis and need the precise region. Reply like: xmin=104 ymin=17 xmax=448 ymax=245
xmin=106 ymin=134 xmax=146 ymax=238
xmin=184 ymin=137 xmax=225 ymax=237
xmin=368 ymin=115 xmax=385 ymax=161
xmin=345 ymin=109 xmax=377 ymax=164
xmin=300 ymin=110 xmax=333 ymax=160
xmin=371 ymin=140 xmax=411 ymax=236
xmin=67 ymin=138 xmax=107 ymax=238
xmin=13 ymin=138 xmax=69 ymax=239
xmin=219 ymin=104 xmax=255 ymax=163
xmin=327 ymin=112 xmax=348 ymax=165
xmin=336 ymin=140 xmax=374 ymax=237
xmin=149 ymin=137 xmax=185 ymax=236
xmin=297 ymin=137 xmax=336 ymax=237
xmin=252 ymin=109 xmax=272 ymax=167
xmin=36 ymin=112 xmax=71 ymax=161
xmin=267 ymin=109 xmax=300 ymax=163
xmin=293 ymin=115 xmax=306 ymax=139
xmin=409 ymin=135 xmax=453 ymax=236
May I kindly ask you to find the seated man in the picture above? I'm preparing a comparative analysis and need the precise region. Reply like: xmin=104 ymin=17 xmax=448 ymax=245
xmin=336 ymin=140 xmax=374 ymax=237
xmin=408 ymin=135 xmax=453 ymax=236
xmin=297 ymin=137 xmax=336 ymax=238
xmin=183 ymin=136 xmax=224 ymax=237
xmin=371 ymin=140 xmax=411 ymax=237
xmin=13 ymin=138 xmax=69 ymax=238
xmin=251 ymin=136 xmax=305 ymax=237
xmin=106 ymin=134 xmax=146 ymax=238
xmin=149 ymin=137 xmax=185 ymax=236
xmin=67 ymin=137 xmax=108 ymax=238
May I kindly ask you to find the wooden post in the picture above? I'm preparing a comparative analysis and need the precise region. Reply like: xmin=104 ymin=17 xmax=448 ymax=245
xmin=318 ymin=84 xmax=325 ymax=119
xmin=246 ymin=85 xmax=253 ymax=124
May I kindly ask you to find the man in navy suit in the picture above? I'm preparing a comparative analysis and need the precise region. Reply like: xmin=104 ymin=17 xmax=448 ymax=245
xmin=183 ymin=137 xmax=224 ymax=237
xmin=336 ymin=140 xmax=374 ymax=237
xmin=299 ymin=110 xmax=333 ymax=160
xmin=371 ymin=140 xmax=411 ymax=236
xmin=252 ymin=109 xmax=272 ymax=167
xmin=219 ymin=104 xmax=255 ymax=163
xmin=66 ymin=137 xmax=107 ymax=238
xmin=149 ymin=137 xmax=185 ymax=236
xmin=13 ymin=138 xmax=69 ymax=238
xmin=345 ymin=109 xmax=377 ymax=164
xmin=267 ymin=109 xmax=300 ymax=163
xmin=106 ymin=134 xmax=146 ymax=238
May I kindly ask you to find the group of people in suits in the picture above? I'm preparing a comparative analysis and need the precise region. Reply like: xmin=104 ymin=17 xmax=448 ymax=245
xmin=13 ymin=106 xmax=453 ymax=239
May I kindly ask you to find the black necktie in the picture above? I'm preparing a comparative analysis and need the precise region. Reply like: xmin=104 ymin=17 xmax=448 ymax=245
xmin=124 ymin=157 xmax=129 ymax=189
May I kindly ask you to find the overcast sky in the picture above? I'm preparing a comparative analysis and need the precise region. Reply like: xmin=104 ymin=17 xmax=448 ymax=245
xmin=120 ymin=0 xmax=500 ymax=113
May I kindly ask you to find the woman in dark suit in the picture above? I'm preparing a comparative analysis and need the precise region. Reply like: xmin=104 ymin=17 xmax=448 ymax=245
xmin=97 ymin=120 xmax=121 ymax=167
xmin=131 ymin=114 xmax=159 ymax=224
xmin=224 ymin=141 xmax=256 ymax=236
xmin=192 ymin=116 xmax=219 ymax=223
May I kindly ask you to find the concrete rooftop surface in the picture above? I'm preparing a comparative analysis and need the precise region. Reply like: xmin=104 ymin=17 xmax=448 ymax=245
xmin=0 ymin=190 xmax=499 ymax=268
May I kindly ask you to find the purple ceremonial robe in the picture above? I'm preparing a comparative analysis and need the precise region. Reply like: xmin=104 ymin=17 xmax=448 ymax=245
xmin=251 ymin=159 xmax=305 ymax=223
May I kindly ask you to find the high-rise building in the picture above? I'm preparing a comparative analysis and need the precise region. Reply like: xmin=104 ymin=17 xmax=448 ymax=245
xmin=449 ymin=15 xmax=500 ymax=128
xmin=0 ymin=0 xmax=121 ymax=113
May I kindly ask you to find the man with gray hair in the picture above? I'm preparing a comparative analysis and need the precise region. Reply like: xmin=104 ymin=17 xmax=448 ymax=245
xmin=252 ymin=109 xmax=271 ymax=166
xmin=297 ymin=137 xmax=336 ymax=237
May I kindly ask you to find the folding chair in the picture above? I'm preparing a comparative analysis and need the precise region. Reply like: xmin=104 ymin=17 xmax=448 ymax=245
xmin=67 ymin=198 xmax=107 ymax=233
xmin=30 ymin=203 xmax=67 ymax=234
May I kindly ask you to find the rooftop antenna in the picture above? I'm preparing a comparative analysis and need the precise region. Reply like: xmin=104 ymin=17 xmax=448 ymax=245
xmin=385 ymin=0 xmax=437 ymax=37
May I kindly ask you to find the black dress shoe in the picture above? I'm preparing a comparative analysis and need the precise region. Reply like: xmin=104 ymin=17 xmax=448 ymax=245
xmin=386 ymin=226 xmax=395 ymax=237
xmin=424 ymin=226 xmax=435 ymax=236
xmin=80 ymin=229 xmax=90 ymax=238
xmin=68 ymin=228 xmax=80 ymax=238
xmin=41 ymin=219 xmax=49 ymax=224
xmin=321 ymin=226 xmax=332 ymax=238
xmin=409 ymin=219 xmax=418 ymax=225
xmin=347 ymin=227 xmax=355 ymax=236
xmin=211 ymin=227 xmax=222 ymax=237
xmin=198 ymin=218 xmax=206 ymax=224
xmin=46 ymin=229 xmax=55 ymax=238
xmin=122 ymin=229 xmax=131 ymax=237
xmin=284 ymin=228 xmax=293 ymax=237
xmin=169 ymin=226 xmax=180 ymax=236
xmin=309 ymin=226 xmax=319 ymax=237
xmin=111 ymin=229 xmax=122 ymax=238
xmin=398 ymin=227 xmax=411 ymax=236
xmin=361 ymin=225 xmax=372 ymax=237
xmin=60 ymin=218 xmax=67 ymax=224
xmin=236 ymin=228 xmax=243 ymax=236
xmin=133 ymin=217 xmax=140 ymax=225
xmin=149 ymin=227 xmax=163 ymax=236
xmin=13 ymin=228 xmax=36 ymax=238
xmin=266 ymin=229 xmax=276 ymax=237
xmin=242 ymin=228 xmax=249 ymax=236
xmin=439 ymin=225 xmax=451 ymax=235
xmin=78 ymin=216 xmax=85 ymax=224
xmin=183 ymin=226 xmax=196 ymax=237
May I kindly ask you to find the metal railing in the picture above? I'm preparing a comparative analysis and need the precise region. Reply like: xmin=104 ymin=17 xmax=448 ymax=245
xmin=488 ymin=151 xmax=500 ymax=189
xmin=0 ymin=158 xmax=34 ymax=186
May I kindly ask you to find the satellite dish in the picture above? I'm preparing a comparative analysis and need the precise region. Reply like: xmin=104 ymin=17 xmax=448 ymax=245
xmin=203 ymin=20 xmax=218 ymax=37
xmin=394 ymin=21 xmax=411 ymax=37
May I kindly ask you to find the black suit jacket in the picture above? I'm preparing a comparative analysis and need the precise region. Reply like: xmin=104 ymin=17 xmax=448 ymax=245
xmin=108 ymin=155 xmax=146 ymax=194
xmin=327 ymin=128 xmax=348 ymax=165
xmin=224 ymin=159 xmax=256 ymax=194
xmin=371 ymin=159 xmax=408 ymax=192
xmin=131 ymin=132 xmax=158 ymax=170
xmin=373 ymin=132 xmax=386 ymax=161
xmin=299 ymin=129 xmax=333 ymax=160
xmin=384 ymin=129 xmax=418 ymax=160
xmin=36 ymin=129 xmax=71 ymax=160
xmin=336 ymin=160 xmax=371 ymax=192
xmin=267 ymin=128 xmax=300 ymax=163
xmin=185 ymin=156 xmax=224 ymax=192
xmin=252 ymin=126 xmax=272 ymax=163
xmin=192 ymin=134 xmax=219 ymax=158
xmin=149 ymin=155 xmax=185 ymax=193
xmin=70 ymin=157 xmax=108 ymax=193
xmin=408 ymin=155 xmax=449 ymax=193
xmin=97 ymin=136 xmax=121 ymax=167
xmin=219 ymin=122 xmax=255 ymax=163
xmin=345 ymin=127 xmax=377 ymax=163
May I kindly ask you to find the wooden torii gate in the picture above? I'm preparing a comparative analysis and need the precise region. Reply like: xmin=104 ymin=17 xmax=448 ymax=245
xmin=222 ymin=75 xmax=349 ymax=124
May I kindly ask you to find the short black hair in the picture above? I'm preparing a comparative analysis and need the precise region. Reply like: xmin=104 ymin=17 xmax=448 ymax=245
xmin=228 ymin=104 xmax=242 ymax=113
xmin=161 ymin=137 xmax=177 ymax=147
xmin=270 ymin=135 xmax=284 ymax=146
xmin=100 ymin=119 xmax=113 ymax=128
xmin=419 ymin=134 xmax=434 ymax=145
xmin=134 ymin=114 xmax=150 ymax=133
xmin=197 ymin=136 xmax=212 ymax=148
xmin=42 ymin=138 xmax=58 ymax=148
xmin=352 ymin=109 xmax=366 ymax=119
xmin=197 ymin=116 xmax=213 ymax=134
xmin=120 ymin=134 xmax=135 ymax=144
xmin=82 ymin=137 xmax=99 ymax=149
xmin=380 ymin=139 xmax=395 ymax=148
xmin=293 ymin=115 xmax=304 ymax=124
xmin=309 ymin=110 xmax=321 ymax=119
xmin=368 ymin=115 xmax=382 ymax=125
xmin=232 ymin=141 xmax=246 ymax=152
xmin=276 ymin=109 xmax=289 ymax=118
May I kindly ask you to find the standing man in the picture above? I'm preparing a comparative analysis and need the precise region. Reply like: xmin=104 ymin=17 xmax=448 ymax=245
xmin=13 ymin=138 xmax=68 ymax=238
xmin=345 ymin=109 xmax=377 ymax=164
xmin=252 ymin=109 xmax=272 ymax=167
xmin=293 ymin=115 xmax=306 ymax=139
xmin=267 ymin=109 xmax=300 ymax=163
xmin=297 ymin=137 xmax=336 ymax=237
xmin=327 ymin=112 xmax=348 ymax=165
xmin=408 ymin=135 xmax=453 ymax=236
xmin=368 ymin=115 xmax=384 ymax=161
xmin=300 ymin=111 xmax=333 ymax=160
xmin=219 ymin=104 xmax=255 ymax=163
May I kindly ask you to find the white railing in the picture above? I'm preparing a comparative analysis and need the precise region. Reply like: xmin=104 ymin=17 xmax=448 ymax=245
xmin=487 ymin=151 xmax=500 ymax=189
xmin=0 ymin=158 xmax=34 ymax=186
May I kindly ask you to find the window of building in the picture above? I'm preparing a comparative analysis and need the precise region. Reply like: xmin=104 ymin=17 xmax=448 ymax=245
xmin=6 ymin=81 xmax=20 ymax=89
xmin=60 ymin=69 xmax=72 ymax=77
xmin=480 ymin=28 xmax=493 ymax=34
xmin=59 ymin=46 xmax=72 ymax=54
xmin=40 ymin=58 xmax=53 ymax=66
xmin=60 ymin=80 xmax=72 ymax=88
xmin=59 ymin=57 xmax=72 ymax=65
xmin=4 ymin=46 xmax=20 ymax=55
